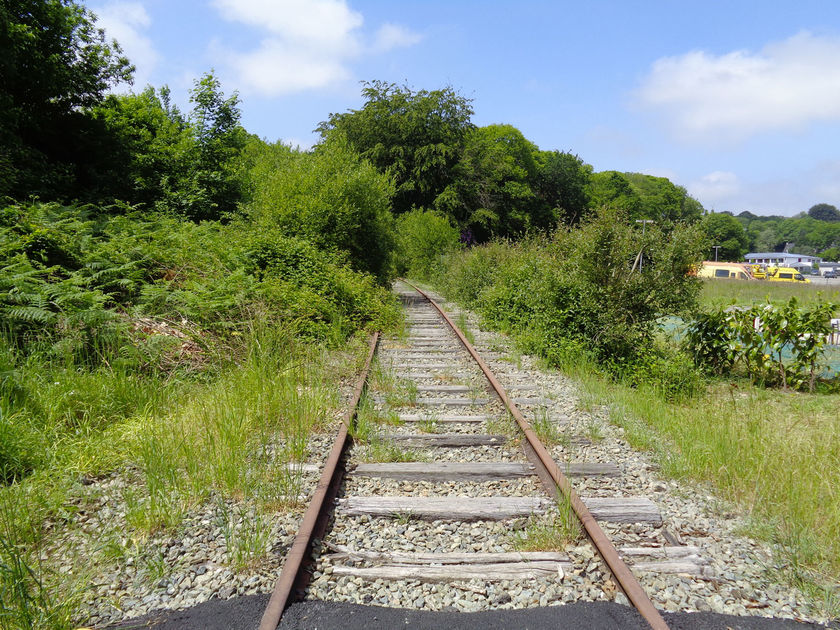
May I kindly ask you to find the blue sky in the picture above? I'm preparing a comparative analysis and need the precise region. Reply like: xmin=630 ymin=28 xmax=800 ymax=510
xmin=89 ymin=0 xmax=840 ymax=216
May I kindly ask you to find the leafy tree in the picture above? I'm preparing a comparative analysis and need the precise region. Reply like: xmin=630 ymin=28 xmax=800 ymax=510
xmin=821 ymin=246 xmax=840 ymax=261
xmin=623 ymin=173 xmax=704 ymax=223
xmin=751 ymin=225 xmax=782 ymax=252
xmin=808 ymin=203 xmax=840 ymax=222
xmin=164 ymin=73 xmax=247 ymax=221
xmin=89 ymin=86 xmax=189 ymax=207
xmin=85 ymin=75 xmax=247 ymax=220
xmin=435 ymin=124 xmax=544 ymax=241
xmin=589 ymin=171 xmax=642 ymax=216
xmin=245 ymin=134 xmax=395 ymax=281
xmin=701 ymin=212 xmax=748 ymax=260
xmin=534 ymin=150 xmax=593 ymax=224
xmin=394 ymin=209 xmax=460 ymax=279
xmin=317 ymin=81 xmax=474 ymax=214
xmin=0 ymin=0 xmax=133 ymax=200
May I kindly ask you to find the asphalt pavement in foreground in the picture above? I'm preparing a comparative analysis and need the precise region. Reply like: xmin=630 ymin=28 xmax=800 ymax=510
xmin=109 ymin=594 xmax=837 ymax=630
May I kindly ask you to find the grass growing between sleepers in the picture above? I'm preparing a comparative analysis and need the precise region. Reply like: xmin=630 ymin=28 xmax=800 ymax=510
xmin=511 ymin=494 xmax=582 ymax=551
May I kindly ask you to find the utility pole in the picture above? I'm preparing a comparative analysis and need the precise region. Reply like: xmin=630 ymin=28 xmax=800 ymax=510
xmin=712 ymin=245 xmax=721 ymax=262
xmin=635 ymin=220 xmax=655 ymax=272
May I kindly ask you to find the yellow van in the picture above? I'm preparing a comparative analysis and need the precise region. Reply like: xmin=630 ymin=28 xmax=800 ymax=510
xmin=765 ymin=267 xmax=810 ymax=283
xmin=696 ymin=262 xmax=754 ymax=280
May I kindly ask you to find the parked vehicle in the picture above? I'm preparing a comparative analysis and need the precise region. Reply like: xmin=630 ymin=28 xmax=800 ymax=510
xmin=696 ymin=262 xmax=754 ymax=280
xmin=824 ymin=270 xmax=838 ymax=279
xmin=765 ymin=266 xmax=810 ymax=283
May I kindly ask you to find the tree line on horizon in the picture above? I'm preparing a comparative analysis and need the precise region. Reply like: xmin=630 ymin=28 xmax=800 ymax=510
xmin=2 ymin=2 xmax=709 ymax=249
xmin=700 ymin=204 xmax=840 ymax=263
xmin=8 ymin=0 xmax=840 ymax=270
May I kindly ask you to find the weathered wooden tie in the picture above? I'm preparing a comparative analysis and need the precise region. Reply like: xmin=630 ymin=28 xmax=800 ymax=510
xmin=338 ymin=496 xmax=662 ymax=523
xmin=383 ymin=433 xmax=508 ymax=447
xmin=415 ymin=385 xmax=475 ymax=393
xmin=328 ymin=551 xmax=572 ymax=581
xmin=352 ymin=461 xmax=620 ymax=480
xmin=619 ymin=545 xmax=712 ymax=576
xmin=398 ymin=413 xmax=489 ymax=423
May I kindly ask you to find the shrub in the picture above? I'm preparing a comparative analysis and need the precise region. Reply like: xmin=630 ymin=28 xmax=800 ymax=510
xmin=685 ymin=298 xmax=837 ymax=392
xmin=245 ymin=134 xmax=396 ymax=281
xmin=436 ymin=207 xmax=708 ymax=393
xmin=394 ymin=209 xmax=460 ymax=279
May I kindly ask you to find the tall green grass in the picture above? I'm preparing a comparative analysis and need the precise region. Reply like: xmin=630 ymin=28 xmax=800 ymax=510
xmin=569 ymin=362 xmax=840 ymax=616
xmin=0 ymin=322 xmax=372 ymax=629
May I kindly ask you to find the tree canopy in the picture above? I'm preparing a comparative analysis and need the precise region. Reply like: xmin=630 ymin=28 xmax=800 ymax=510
xmin=589 ymin=171 xmax=704 ymax=223
xmin=317 ymin=81 xmax=475 ymax=215
xmin=701 ymin=212 xmax=748 ymax=261
xmin=807 ymin=203 xmax=840 ymax=222
xmin=0 ymin=0 xmax=133 ymax=200
xmin=737 ymin=211 xmax=840 ymax=259
xmin=435 ymin=124 xmax=543 ymax=241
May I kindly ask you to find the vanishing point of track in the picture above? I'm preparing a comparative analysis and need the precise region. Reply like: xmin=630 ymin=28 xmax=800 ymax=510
xmin=260 ymin=280 xmax=673 ymax=630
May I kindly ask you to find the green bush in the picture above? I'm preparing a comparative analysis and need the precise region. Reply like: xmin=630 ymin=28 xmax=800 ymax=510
xmin=0 ymin=200 xmax=400 ymax=489
xmin=394 ymin=209 xmax=460 ymax=279
xmin=685 ymin=298 xmax=837 ymax=392
xmin=435 ymin=207 xmax=707 ymax=396
xmin=245 ymin=134 xmax=396 ymax=281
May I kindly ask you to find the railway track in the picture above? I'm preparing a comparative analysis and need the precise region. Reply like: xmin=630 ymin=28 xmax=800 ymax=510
xmin=259 ymin=280 xmax=709 ymax=630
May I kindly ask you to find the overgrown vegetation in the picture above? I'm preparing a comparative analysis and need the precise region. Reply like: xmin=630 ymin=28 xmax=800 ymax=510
xmin=511 ymin=495 xmax=582 ymax=551
xmin=0 ymin=4 xmax=404 ymax=622
xmin=573 ymin=367 xmax=839 ymax=616
xmin=420 ymin=209 xmax=840 ymax=615
xmin=5 ymin=0 xmax=839 ymax=625
xmin=423 ymin=214 xmax=840 ymax=616
xmin=432 ymin=206 xmax=707 ymax=395
xmin=0 ymin=197 xmax=400 ymax=627
xmin=685 ymin=298 xmax=837 ymax=391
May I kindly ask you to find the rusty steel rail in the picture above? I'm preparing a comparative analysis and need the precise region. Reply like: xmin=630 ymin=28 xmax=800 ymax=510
xmin=405 ymin=280 xmax=670 ymax=630
xmin=259 ymin=332 xmax=379 ymax=630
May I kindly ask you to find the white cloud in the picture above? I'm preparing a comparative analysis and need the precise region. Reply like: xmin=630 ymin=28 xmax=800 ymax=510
xmin=92 ymin=2 xmax=159 ymax=89
xmin=373 ymin=23 xmax=423 ymax=52
xmin=212 ymin=0 xmax=363 ymax=54
xmin=211 ymin=0 xmax=421 ymax=95
xmin=689 ymin=171 xmax=741 ymax=208
xmin=636 ymin=32 xmax=840 ymax=143
xmin=227 ymin=39 xmax=350 ymax=95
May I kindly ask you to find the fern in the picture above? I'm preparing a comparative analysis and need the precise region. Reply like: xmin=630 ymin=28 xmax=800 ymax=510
xmin=2 ymin=306 xmax=56 ymax=325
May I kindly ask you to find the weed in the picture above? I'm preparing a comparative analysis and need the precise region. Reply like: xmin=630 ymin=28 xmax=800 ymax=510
xmin=383 ymin=381 xmax=417 ymax=408
xmin=511 ymin=494 xmax=582 ymax=551
xmin=585 ymin=421 xmax=604 ymax=442
xmin=531 ymin=406 xmax=559 ymax=445
xmin=358 ymin=440 xmax=428 ymax=463
xmin=140 ymin=548 xmax=168 ymax=584
xmin=486 ymin=413 xmax=517 ymax=437
xmin=455 ymin=312 xmax=475 ymax=345
xmin=0 ymin=490 xmax=83 ymax=630
xmin=417 ymin=417 xmax=439 ymax=433
xmin=391 ymin=510 xmax=414 ymax=525
xmin=214 ymin=498 xmax=271 ymax=572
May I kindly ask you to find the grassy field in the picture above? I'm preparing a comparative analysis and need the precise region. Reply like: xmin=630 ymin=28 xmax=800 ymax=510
xmin=568 ymin=359 xmax=840 ymax=617
xmin=701 ymin=278 xmax=840 ymax=308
